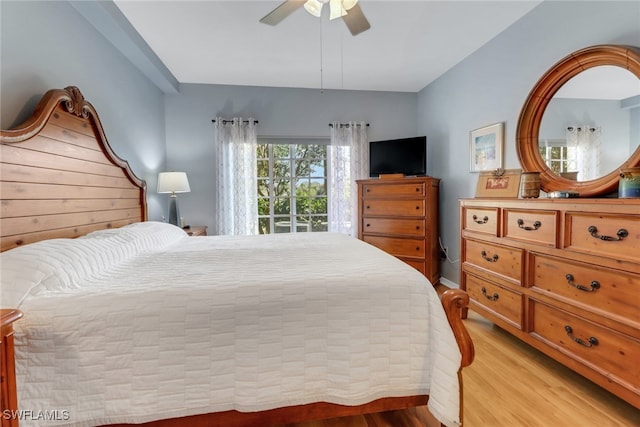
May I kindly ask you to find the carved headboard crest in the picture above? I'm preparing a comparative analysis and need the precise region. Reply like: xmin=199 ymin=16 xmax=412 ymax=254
xmin=64 ymin=85 xmax=91 ymax=118
xmin=2 ymin=86 xmax=98 ymax=142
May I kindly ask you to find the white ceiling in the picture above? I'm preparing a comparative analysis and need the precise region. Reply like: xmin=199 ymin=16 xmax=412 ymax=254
xmin=113 ymin=0 xmax=542 ymax=92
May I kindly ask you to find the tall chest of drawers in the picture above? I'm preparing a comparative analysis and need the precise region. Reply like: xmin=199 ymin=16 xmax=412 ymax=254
xmin=357 ymin=177 xmax=440 ymax=285
xmin=459 ymin=198 xmax=640 ymax=408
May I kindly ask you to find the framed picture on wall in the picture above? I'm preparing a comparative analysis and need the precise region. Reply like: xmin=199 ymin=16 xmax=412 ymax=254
xmin=470 ymin=122 xmax=504 ymax=172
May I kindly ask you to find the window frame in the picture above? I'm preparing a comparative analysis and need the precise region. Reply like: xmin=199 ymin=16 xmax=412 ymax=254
xmin=257 ymin=138 xmax=330 ymax=234
xmin=538 ymin=139 xmax=577 ymax=175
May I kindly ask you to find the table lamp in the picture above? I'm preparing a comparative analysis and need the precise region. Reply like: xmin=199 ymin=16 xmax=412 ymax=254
xmin=157 ymin=172 xmax=191 ymax=226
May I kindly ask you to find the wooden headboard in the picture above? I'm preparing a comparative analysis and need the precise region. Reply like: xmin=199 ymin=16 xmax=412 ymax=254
xmin=0 ymin=86 xmax=147 ymax=252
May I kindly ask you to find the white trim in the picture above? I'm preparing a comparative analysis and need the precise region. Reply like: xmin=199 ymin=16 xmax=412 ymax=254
xmin=439 ymin=277 xmax=459 ymax=289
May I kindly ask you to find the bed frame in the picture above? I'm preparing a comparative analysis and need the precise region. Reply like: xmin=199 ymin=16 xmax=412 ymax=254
xmin=0 ymin=87 xmax=474 ymax=427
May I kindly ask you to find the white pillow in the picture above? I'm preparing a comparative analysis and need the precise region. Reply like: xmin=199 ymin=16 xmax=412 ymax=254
xmin=82 ymin=221 xmax=188 ymax=249
xmin=0 ymin=221 xmax=187 ymax=308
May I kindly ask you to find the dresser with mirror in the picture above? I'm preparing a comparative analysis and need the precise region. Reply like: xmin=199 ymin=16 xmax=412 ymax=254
xmin=460 ymin=45 xmax=640 ymax=408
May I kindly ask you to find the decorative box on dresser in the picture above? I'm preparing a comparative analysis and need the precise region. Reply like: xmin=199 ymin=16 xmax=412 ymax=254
xmin=459 ymin=198 xmax=640 ymax=408
xmin=357 ymin=176 xmax=440 ymax=285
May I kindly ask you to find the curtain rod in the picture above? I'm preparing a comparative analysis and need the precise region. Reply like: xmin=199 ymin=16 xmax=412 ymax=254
xmin=567 ymin=126 xmax=596 ymax=132
xmin=329 ymin=123 xmax=370 ymax=128
xmin=212 ymin=119 xmax=259 ymax=124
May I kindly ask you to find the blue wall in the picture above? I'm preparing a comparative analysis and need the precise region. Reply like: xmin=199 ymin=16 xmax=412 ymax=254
xmin=417 ymin=0 xmax=640 ymax=285
xmin=0 ymin=0 xmax=168 ymax=220
xmin=165 ymin=84 xmax=418 ymax=228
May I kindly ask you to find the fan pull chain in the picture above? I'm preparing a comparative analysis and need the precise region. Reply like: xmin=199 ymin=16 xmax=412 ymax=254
xmin=319 ymin=18 xmax=324 ymax=93
xmin=341 ymin=32 xmax=344 ymax=89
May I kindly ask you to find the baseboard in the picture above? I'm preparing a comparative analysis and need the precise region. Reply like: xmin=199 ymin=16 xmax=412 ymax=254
xmin=439 ymin=277 xmax=459 ymax=289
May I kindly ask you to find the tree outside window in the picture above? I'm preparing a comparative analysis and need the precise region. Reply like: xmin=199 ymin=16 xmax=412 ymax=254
xmin=257 ymin=142 xmax=328 ymax=234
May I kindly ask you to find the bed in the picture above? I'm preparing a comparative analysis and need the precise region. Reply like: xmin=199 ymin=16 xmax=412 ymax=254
xmin=0 ymin=87 xmax=474 ymax=427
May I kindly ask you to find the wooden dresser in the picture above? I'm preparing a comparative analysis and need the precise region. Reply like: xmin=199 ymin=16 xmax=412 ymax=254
xmin=357 ymin=177 xmax=440 ymax=285
xmin=459 ymin=198 xmax=640 ymax=408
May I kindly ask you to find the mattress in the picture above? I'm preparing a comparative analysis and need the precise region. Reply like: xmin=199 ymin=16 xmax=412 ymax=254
xmin=0 ymin=222 xmax=462 ymax=427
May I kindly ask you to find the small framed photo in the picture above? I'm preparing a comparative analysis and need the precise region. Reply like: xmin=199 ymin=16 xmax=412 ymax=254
xmin=475 ymin=168 xmax=522 ymax=198
xmin=470 ymin=122 xmax=504 ymax=172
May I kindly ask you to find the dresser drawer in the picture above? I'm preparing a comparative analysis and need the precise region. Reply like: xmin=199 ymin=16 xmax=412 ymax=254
xmin=504 ymin=209 xmax=557 ymax=247
xmin=462 ymin=207 xmax=499 ymax=236
xmin=531 ymin=300 xmax=640 ymax=390
xmin=466 ymin=273 xmax=523 ymax=328
xmin=362 ymin=217 xmax=425 ymax=236
xmin=464 ymin=239 xmax=523 ymax=282
xmin=363 ymin=235 xmax=425 ymax=258
xmin=362 ymin=182 xmax=425 ymax=198
xmin=531 ymin=254 xmax=640 ymax=326
xmin=362 ymin=199 xmax=425 ymax=217
xmin=565 ymin=212 xmax=639 ymax=263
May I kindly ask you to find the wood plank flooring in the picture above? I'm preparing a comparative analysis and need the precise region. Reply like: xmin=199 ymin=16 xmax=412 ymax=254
xmin=279 ymin=310 xmax=639 ymax=427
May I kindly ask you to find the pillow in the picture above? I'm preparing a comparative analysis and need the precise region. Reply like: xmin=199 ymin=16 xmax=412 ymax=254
xmin=0 ymin=221 xmax=187 ymax=308
xmin=81 ymin=220 xmax=188 ymax=249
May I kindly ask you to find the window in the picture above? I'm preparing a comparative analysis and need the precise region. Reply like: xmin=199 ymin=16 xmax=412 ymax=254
xmin=257 ymin=140 xmax=329 ymax=234
xmin=539 ymin=140 xmax=577 ymax=174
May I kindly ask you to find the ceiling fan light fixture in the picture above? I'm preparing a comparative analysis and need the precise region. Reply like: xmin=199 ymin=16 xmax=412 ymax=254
xmin=342 ymin=0 xmax=358 ymax=11
xmin=329 ymin=0 xmax=347 ymax=20
xmin=262 ymin=0 xmax=369 ymax=36
xmin=304 ymin=0 xmax=323 ymax=18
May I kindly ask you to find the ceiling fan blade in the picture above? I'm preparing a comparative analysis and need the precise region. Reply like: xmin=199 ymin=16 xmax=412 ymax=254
xmin=342 ymin=3 xmax=370 ymax=36
xmin=260 ymin=0 xmax=306 ymax=26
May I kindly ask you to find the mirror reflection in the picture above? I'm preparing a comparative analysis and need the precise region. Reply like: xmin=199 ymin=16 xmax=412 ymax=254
xmin=538 ymin=65 xmax=640 ymax=181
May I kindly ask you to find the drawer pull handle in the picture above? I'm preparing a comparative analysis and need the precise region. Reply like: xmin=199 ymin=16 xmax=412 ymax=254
xmin=416 ymin=246 xmax=421 ymax=251
xmin=481 ymin=250 xmax=499 ymax=262
xmin=472 ymin=215 xmax=489 ymax=224
xmin=415 ymin=226 xmax=420 ymax=230
xmin=366 ymin=223 xmax=371 ymax=228
xmin=416 ymin=206 xmax=420 ymax=210
xmin=564 ymin=325 xmax=599 ymax=348
xmin=565 ymin=274 xmax=600 ymax=292
xmin=588 ymin=226 xmax=628 ymax=241
xmin=481 ymin=287 xmax=499 ymax=301
xmin=415 ymin=187 xmax=420 ymax=192
xmin=366 ymin=205 xmax=371 ymax=209
xmin=517 ymin=219 xmax=541 ymax=231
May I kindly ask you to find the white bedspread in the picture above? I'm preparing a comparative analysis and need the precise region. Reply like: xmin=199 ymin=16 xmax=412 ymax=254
xmin=0 ymin=222 xmax=461 ymax=427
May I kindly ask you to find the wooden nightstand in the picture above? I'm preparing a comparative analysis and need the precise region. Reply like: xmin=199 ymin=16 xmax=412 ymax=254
xmin=1 ymin=309 xmax=22 ymax=427
xmin=183 ymin=226 xmax=207 ymax=236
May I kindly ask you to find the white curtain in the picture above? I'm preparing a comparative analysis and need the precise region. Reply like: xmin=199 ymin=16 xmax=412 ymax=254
xmin=566 ymin=125 xmax=601 ymax=181
xmin=328 ymin=121 xmax=369 ymax=235
xmin=214 ymin=118 xmax=258 ymax=235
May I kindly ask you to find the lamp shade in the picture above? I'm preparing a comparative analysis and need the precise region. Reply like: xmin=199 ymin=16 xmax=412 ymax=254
xmin=329 ymin=0 xmax=346 ymax=20
xmin=157 ymin=172 xmax=191 ymax=194
xmin=304 ymin=0 xmax=323 ymax=17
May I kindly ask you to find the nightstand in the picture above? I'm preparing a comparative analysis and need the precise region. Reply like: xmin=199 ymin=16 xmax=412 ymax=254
xmin=183 ymin=226 xmax=207 ymax=236
xmin=1 ymin=309 xmax=22 ymax=426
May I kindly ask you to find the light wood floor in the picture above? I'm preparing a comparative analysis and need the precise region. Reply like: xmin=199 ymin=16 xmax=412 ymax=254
xmin=279 ymin=310 xmax=640 ymax=427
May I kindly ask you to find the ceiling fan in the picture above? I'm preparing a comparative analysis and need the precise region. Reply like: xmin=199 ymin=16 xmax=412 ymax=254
xmin=260 ymin=0 xmax=371 ymax=36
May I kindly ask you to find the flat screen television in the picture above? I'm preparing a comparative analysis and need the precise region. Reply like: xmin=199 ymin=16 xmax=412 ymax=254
xmin=369 ymin=136 xmax=427 ymax=177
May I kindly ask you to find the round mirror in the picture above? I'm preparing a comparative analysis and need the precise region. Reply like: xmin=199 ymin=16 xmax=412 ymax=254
xmin=517 ymin=45 xmax=640 ymax=196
